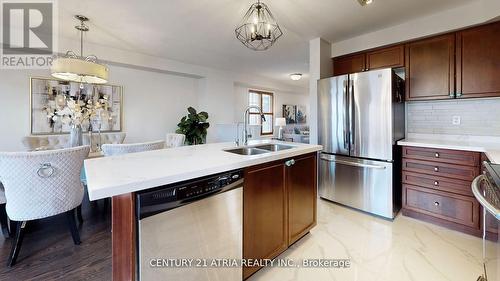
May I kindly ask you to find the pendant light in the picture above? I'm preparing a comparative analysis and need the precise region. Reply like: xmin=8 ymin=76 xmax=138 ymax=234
xmin=235 ymin=0 xmax=283 ymax=51
xmin=51 ymin=15 xmax=108 ymax=87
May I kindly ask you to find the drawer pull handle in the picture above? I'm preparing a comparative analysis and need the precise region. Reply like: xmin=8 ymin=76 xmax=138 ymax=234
xmin=434 ymin=201 xmax=440 ymax=206
xmin=434 ymin=167 xmax=439 ymax=172
xmin=434 ymin=181 xmax=439 ymax=186
xmin=435 ymin=153 xmax=440 ymax=158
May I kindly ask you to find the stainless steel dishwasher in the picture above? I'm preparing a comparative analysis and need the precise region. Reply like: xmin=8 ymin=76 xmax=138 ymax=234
xmin=136 ymin=169 xmax=243 ymax=281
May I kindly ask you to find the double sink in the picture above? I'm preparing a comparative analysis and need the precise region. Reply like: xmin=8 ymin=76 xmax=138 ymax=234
xmin=225 ymin=144 xmax=294 ymax=156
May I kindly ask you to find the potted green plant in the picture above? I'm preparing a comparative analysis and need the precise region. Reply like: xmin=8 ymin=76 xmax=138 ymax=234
xmin=176 ymin=107 xmax=210 ymax=145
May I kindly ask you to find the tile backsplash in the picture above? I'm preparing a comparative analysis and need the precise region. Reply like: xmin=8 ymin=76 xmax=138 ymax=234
xmin=406 ymin=98 xmax=500 ymax=136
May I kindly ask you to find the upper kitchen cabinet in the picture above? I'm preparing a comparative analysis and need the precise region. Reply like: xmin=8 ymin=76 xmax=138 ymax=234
xmin=366 ymin=45 xmax=404 ymax=70
xmin=333 ymin=53 xmax=366 ymax=76
xmin=456 ymin=22 xmax=500 ymax=99
xmin=405 ymin=34 xmax=455 ymax=100
xmin=333 ymin=45 xmax=404 ymax=76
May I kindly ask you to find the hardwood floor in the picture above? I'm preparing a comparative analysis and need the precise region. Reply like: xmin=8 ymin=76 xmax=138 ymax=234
xmin=0 ymin=197 xmax=111 ymax=281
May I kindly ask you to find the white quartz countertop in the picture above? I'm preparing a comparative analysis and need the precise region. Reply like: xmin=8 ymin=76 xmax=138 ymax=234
xmin=84 ymin=140 xmax=322 ymax=200
xmin=398 ymin=135 xmax=500 ymax=164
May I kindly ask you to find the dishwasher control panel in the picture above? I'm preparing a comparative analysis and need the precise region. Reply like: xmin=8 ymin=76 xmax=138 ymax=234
xmin=137 ymin=169 xmax=243 ymax=219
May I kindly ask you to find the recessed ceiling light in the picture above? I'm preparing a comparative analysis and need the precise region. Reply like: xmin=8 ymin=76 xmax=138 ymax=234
xmin=358 ymin=0 xmax=373 ymax=6
xmin=290 ymin=73 xmax=302 ymax=81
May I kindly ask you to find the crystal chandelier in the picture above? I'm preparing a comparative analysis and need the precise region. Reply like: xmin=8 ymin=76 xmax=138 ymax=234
xmin=235 ymin=0 xmax=283 ymax=51
xmin=51 ymin=15 xmax=108 ymax=87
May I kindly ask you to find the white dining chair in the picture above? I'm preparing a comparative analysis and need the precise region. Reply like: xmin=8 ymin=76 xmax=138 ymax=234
xmin=101 ymin=140 xmax=165 ymax=156
xmin=84 ymin=132 xmax=126 ymax=152
xmin=165 ymin=133 xmax=186 ymax=148
xmin=0 ymin=182 xmax=8 ymax=238
xmin=0 ymin=145 xmax=90 ymax=266
xmin=22 ymin=135 xmax=69 ymax=151
xmin=22 ymin=132 xmax=127 ymax=152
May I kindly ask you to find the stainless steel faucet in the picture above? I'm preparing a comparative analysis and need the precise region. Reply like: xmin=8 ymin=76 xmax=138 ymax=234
xmin=243 ymin=105 xmax=266 ymax=146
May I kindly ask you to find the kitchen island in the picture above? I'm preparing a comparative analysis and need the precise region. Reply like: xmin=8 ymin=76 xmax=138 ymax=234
xmin=84 ymin=140 xmax=322 ymax=281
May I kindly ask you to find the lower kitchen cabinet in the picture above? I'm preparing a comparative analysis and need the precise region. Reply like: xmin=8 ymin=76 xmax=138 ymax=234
xmin=243 ymin=161 xmax=288 ymax=279
xmin=243 ymin=153 xmax=318 ymax=279
xmin=401 ymin=146 xmax=499 ymax=239
xmin=287 ymin=154 xmax=317 ymax=245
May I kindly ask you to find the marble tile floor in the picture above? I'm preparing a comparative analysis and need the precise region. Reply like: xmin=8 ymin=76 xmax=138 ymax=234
xmin=249 ymin=199 xmax=499 ymax=281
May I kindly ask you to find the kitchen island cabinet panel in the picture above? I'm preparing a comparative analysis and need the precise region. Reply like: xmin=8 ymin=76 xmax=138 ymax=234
xmin=243 ymin=152 xmax=318 ymax=279
xmin=243 ymin=161 xmax=288 ymax=279
xmin=287 ymin=154 xmax=317 ymax=245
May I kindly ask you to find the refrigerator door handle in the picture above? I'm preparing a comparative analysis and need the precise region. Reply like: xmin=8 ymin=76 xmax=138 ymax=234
xmin=320 ymin=155 xmax=387 ymax=170
xmin=343 ymin=80 xmax=349 ymax=149
xmin=349 ymin=80 xmax=355 ymax=152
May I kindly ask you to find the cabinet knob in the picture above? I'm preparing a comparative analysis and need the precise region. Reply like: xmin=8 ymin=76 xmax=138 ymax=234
xmin=434 ymin=167 xmax=439 ymax=172
xmin=434 ymin=181 xmax=439 ymax=186
xmin=435 ymin=153 xmax=440 ymax=158
xmin=434 ymin=201 xmax=440 ymax=206
xmin=285 ymin=159 xmax=295 ymax=167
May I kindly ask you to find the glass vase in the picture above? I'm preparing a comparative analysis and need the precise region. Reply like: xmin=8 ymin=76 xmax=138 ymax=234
xmin=69 ymin=123 xmax=83 ymax=147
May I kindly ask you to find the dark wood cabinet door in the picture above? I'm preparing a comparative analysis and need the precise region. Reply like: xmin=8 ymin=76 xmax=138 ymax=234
xmin=405 ymin=34 xmax=455 ymax=100
xmin=456 ymin=22 xmax=500 ymax=98
xmin=333 ymin=53 xmax=366 ymax=75
xmin=366 ymin=45 xmax=404 ymax=70
xmin=287 ymin=153 xmax=317 ymax=245
xmin=243 ymin=162 xmax=287 ymax=279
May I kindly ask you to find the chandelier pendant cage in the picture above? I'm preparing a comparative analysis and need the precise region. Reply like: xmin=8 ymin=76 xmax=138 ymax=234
xmin=235 ymin=0 xmax=283 ymax=51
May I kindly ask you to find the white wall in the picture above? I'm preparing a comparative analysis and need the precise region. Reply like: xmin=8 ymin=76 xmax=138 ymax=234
xmin=0 ymin=65 xmax=199 ymax=152
xmin=309 ymin=38 xmax=333 ymax=145
xmin=109 ymin=65 xmax=198 ymax=144
xmin=331 ymin=0 xmax=500 ymax=57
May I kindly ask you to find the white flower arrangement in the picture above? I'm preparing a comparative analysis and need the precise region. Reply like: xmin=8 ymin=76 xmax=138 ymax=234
xmin=46 ymin=94 xmax=110 ymax=126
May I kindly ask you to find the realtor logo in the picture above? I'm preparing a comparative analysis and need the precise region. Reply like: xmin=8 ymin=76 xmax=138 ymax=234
xmin=1 ymin=0 xmax=57 ymax=68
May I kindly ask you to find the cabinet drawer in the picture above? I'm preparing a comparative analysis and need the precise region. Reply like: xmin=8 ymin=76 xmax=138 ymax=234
xmin=403 ymin=184 xmax=480 ymax=229
xmin=402 ymin=171 xmax=473 ymax=197
xmin=402 ymin=159 xmax=479 ymax=181
xmin=403 ymin=146 xmax=480 ymax=166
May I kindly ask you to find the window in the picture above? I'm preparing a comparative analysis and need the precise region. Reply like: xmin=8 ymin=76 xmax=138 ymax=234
xmin=248 ymin=90 xmax=274 ymax=135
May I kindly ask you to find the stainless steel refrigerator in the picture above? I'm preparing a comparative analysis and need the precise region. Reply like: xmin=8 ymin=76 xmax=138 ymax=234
xmin=317 ymin=68 xmax=405 ymax=219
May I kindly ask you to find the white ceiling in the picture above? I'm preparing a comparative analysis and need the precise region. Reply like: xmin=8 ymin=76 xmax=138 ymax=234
xmin=58 ymin=0 xmax=474 ymax=88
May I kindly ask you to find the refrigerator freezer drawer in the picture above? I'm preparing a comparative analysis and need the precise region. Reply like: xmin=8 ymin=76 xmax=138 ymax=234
xmin=319 ymin=154 xmax=394 ymax=219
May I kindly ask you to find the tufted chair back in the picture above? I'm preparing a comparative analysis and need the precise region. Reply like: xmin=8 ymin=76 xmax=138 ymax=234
xmin=101 ymin=140 xmax=165 ymax=157
xmin=0 ymin=146 xmax=90 ymax=221
xmin=84 ymin=132 xmax=126 ymax=151
xmin=165 ymin=133 xmax=186 ymax=148
xmin=22 ymin=135 xmax=69 ymax=151
xmin=22 ymin=132 xmax=126 ymax=152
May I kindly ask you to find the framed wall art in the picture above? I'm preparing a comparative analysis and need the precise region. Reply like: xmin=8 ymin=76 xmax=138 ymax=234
xmin=30 ymin=77 xmax=123 ymax=135
xmin=282 ymin=104 xmax=296 ymax=124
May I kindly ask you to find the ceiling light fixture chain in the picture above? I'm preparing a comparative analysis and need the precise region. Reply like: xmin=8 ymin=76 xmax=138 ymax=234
xmin=235 ymin=0 xmax=283 ymax=51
